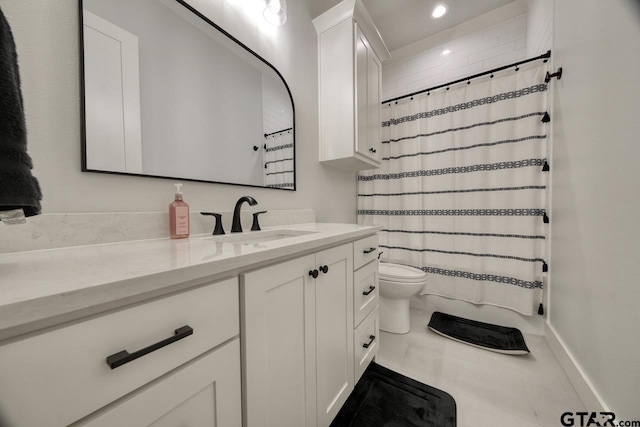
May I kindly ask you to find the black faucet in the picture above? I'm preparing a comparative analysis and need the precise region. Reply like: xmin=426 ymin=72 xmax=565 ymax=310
xmin=231 ymin=196 xmax=258 ymax=233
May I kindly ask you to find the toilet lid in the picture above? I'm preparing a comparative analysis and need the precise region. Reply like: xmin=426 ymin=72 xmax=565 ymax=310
xmin=379 ymin=263 xmax=427 ymax=283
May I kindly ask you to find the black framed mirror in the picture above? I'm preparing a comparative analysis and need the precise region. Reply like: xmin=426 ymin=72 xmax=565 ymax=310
xmin=79 ymin=0 xmax=295 ymax=190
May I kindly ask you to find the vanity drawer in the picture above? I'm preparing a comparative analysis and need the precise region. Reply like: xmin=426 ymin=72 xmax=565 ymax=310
xmin=0 ymin=277 xmax=239 ymax=427
xmin=353 ymin=234 xmax=379 ymax=270
xmin=353 ymin=259 xmax=378 ymax=328
xmin=354 ymin=307 xmax=379 ymax=383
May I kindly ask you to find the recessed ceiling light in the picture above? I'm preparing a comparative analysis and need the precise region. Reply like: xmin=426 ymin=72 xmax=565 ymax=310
xmin=431 ymin=4 xmax=448 ymax=19
xmin=442 ymin=49 xmax=451 ymax=56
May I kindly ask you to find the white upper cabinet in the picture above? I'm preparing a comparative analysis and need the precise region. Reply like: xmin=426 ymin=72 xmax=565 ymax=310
xmin=314 ymin=0 xmax=390 ymax=171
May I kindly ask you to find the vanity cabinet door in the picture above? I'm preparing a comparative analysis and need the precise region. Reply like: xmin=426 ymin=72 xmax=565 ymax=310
xmin=315 ymin=244 xmax=354 ymax=427
xmin=242 ymin=244 xmax=355 ymax=427
xmin=75 ymin=339 xmax=241 ymax=427
xmin=242 ymin=254 xmax=318 ymax=427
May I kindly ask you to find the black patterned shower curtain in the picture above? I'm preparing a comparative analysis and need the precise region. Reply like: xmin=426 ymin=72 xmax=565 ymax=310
xmin=358 ymin=62 xmax=551 ymax=315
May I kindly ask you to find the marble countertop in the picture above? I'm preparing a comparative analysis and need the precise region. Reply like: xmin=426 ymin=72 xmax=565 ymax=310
xmin=0 ymin=223 xmax=381 ymax=340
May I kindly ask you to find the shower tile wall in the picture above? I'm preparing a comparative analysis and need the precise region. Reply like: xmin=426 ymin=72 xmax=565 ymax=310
xmin=382 ymin=13 xmax=528 ymax=101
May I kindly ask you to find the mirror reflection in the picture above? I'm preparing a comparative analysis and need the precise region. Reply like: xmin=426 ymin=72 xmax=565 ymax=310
xmin=81 ymin=0 xmax=295 ymax=189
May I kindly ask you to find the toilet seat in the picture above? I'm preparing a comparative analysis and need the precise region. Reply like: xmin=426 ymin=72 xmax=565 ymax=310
xmin=379 ymin=263 xmax=427 ymax=284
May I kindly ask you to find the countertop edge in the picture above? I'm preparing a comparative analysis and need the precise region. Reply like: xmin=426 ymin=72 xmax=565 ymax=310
xmin=0 ymin=224 xmax=381 ymax=341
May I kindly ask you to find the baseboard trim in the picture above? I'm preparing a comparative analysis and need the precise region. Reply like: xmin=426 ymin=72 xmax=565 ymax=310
xmin=544 ymin=322 xmax=609 ymax=412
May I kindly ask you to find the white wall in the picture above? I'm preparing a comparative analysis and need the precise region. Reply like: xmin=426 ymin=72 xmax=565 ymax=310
xmin=0 ymin=0 xmax=357 ymax=223
xmin=525 ymin=0 xmax=553 ymax=57
xmin=382 ymin=1 xmax=528 ymax=101
xmin=550 ymin=0 xmax=640 ymax=418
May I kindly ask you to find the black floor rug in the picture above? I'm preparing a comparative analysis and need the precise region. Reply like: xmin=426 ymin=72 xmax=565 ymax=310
xmin=428 ymin=312 xmax=530 ymax=355
xmin=330 ymin=362 xmax=456 ymax=427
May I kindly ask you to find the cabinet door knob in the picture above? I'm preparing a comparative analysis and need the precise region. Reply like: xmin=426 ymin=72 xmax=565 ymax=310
xmin=369 ymin=147 xmax=376 ymax=153
xmin=309 ymin=269 xmax=319 ymax=279
xmin=362 ymin=286 xmax=376 ymax=296
xmin=106 ymin=325 xmax=193 ymax=369
xmin=363 ymin=335 xmax=376 ymax=348
xmin=319 ymin=265 xmax=329 ymax=274
xmin=363 ymin=247 xmax=377 ymax=254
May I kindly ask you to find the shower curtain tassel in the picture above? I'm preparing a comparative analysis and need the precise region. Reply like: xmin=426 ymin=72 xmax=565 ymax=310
xmin=542 ymin=261 xmax=548 ymax=272
xmin=538 ymin=303 xmax=545 ymax=315
xmin=543 ymin=212 xmax=550 ymax=224
xmin=542 ymin=160 xmax=550 ymax=172
xmin=541 ymin=112 xmax=550 ymax=123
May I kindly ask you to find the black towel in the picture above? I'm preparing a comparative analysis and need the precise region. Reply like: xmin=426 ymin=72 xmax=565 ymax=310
xmin=0 ymin=6 xmax=41 ymax=218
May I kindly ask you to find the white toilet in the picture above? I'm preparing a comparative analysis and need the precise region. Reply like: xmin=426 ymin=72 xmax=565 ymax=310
xmin=379 ymin=263 xmax=428 ymax=334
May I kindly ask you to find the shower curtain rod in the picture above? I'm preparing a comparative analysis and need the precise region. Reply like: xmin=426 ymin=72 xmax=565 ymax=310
xmin=382 ymin=50 xmax=551 ymax=105
xmin=264 ymin=127 xmax=293 ymax=138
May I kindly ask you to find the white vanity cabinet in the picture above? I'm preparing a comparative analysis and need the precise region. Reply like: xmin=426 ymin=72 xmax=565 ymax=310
xmin=0 ymin=278 xmax=241 ymax=427
xmin=313 ymin=0 xmax=390 ymax=171
xmin=242 ymin=243 xmax=354 ymax=427
xmin=352 ymin=236 xmax=380 ymax=382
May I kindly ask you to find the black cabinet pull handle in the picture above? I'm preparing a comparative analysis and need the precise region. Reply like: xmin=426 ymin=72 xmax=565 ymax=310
xmin=106 ymin=325 xmax=193 ymax=369
xmin=309 ymin=269 xmax=319 ymax=279
xmin=363 ymin=247 xmax=377 ymax=254
xmin=362 ymin=286 xmax=376 ymax=296
xmin=319 ymin=265 xmax=329 ymax=274
xmin=363 ymin=335 xmax=376 ymax=348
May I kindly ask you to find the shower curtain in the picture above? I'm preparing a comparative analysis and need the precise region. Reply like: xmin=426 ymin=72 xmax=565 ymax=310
xmin=358 ymin=62 xmax=550 ymax=316
xmin=263 ymin=129 xmax=294 ymax=189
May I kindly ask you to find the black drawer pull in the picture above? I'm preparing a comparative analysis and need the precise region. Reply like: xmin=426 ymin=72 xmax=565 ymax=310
xmin=362 ymin=286 xmax=376 ymax=296
xmin=363 ymin=335 xmax=376 ymax=349
xmin=106 ymin=325 xmax=194 ymax=369
xmin=363 ymin=247 xmax=377 ymax=254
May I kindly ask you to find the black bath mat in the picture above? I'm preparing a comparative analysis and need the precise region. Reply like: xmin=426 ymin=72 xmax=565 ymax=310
xmin=428 ymin=312 xmax=530 ymax=355
xmin=330 ymin=362 xmax=456 ymax=427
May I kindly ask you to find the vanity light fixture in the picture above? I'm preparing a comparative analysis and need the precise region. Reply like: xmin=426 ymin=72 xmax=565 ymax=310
xmin=264 ymin=0 xmax=287 ymax=26
xmin=442 ymin=49 xmax=451 ymax=56
xmin=431 ymin=4 xmax=448 ymax=19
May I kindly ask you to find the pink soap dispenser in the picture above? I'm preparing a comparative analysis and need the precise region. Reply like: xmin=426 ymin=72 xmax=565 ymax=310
xmin=169 ymin=183 xmax=190 ymax=239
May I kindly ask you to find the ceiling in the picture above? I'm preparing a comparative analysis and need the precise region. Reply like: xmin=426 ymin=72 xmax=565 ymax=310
xmin=309 ymin=0 xmax=517 ymax=52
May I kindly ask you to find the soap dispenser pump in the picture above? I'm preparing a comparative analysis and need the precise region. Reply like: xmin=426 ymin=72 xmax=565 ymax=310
xmin=169 ymin=183 xmax=190 ymax=239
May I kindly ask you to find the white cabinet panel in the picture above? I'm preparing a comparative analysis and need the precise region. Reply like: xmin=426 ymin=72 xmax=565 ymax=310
xmin=354 ymin=260 xmax=379 ymax=327
xmin=0 ymin=278 xmax=238 ymax=427
xmin=355 ymin=27 xmax=370 ymax=159
xmin=313 ymin=1 xmax=390 ymax=171
xmin=354 ymin=307 xmax=379 ymax=383
xmin=315 ymin=244 xmax=354 ymax=427
xmin=243 ymin=254 xmax=317 ymax=427
xmin=76 ymin=339 xmax=241 ymax=427
xmin=243 ymin=244 xmax=355 ymax=427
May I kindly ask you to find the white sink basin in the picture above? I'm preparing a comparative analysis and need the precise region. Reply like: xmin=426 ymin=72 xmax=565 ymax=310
xmin=202 ymin=229 xmax=318 ymax=245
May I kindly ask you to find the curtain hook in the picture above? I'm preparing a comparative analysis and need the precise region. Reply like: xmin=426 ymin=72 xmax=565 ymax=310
xmin=490 ymin=74 xmax=494 ymax=78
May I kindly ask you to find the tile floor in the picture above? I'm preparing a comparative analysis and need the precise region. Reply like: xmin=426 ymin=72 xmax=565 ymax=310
xmin=375 ymin=308 xmax=586 ymax=427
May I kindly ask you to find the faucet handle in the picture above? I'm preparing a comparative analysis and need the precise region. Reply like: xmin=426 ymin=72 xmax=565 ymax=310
xmin=200 ymin=212 xmax=225 ymax=235
xmin=251 ymin=211 xmax=268 ymax=231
